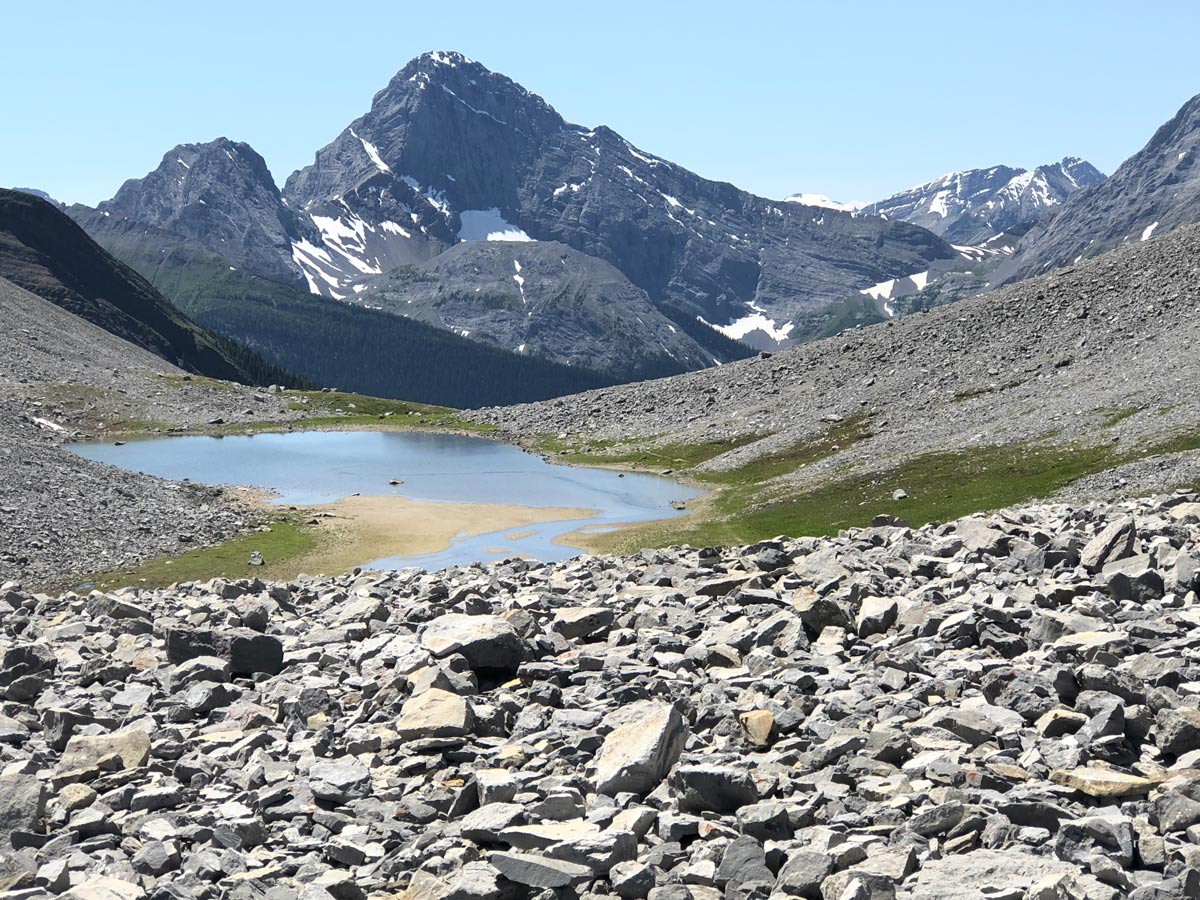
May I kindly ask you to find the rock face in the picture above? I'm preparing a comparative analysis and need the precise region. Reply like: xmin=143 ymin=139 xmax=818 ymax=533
xmin=76 ymin=138 xmax=318 ymax=290
xmin=864 ymin=157 xmax=1105 ymax=245
xmin=1 ymin=492 xmax=1198 ymax=897
xmin=1009 ymin=92 xmax=1200 ymax=279
xmin=357 ymin=240 xmax=720 ymax=377
xmin=282 ymin=52 xmax=954 ymax=336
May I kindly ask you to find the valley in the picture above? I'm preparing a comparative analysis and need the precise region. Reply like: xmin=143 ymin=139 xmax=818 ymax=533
xmin=2 ymin=25 xmax=1200 ymax=900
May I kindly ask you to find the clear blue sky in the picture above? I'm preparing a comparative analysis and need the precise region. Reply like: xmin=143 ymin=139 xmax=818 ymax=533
xmin=5 ymin=1 xmax=1198 ymax=206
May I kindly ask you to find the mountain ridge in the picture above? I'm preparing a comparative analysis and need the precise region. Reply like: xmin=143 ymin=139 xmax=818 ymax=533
xmin=70 ymin=49 xmax=957 ymax=383
xmin=1006 ymin=92 xmax=1200 ymax=278
xmin=863 ymin=157 xmax=1105 ymax=245
xmin=0 ymin=188 xmax=295 ymax=385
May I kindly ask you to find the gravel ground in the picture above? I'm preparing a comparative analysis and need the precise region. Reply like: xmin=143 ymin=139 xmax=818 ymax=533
xmin=0 ymin=277 xmax=303 ymax=586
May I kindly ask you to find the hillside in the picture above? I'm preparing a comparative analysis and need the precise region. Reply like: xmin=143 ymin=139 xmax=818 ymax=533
xmin=1008 ymin=93 xmax=1200 ymax=278
xmin=0 ymin=189 xmax=291 ymax=385
xmin=472 ymin=222 xmax=1200 ymax=547
xmin=64 ymin=216 xmax=620 ymax=407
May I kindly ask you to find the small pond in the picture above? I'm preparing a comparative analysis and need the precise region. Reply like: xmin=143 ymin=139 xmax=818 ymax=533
xmin=70 ymin=430 xmax=701 ymax=571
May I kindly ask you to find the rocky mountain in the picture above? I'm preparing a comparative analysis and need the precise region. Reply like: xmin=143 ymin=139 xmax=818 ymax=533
xmin=56 ymin=221 xmax=619 ymax=407
xmin=0 ymin=188 xmax=292 ymax=385
xmin=864 ymin=158 xmax=1104 ymax=245
xmin=1008 ymin=92 xmax=1200 ymax=279
xmin=70 ymin=52 xmax=954 ymax=380
xmin=11 ymin=186 xmax=62 ymax=206
xmin=74 ymin=138 xmax=318 ymax=289
xmin=358 ymin=241 xmax=720 ymax=377
xmin=281 ymin=52 xmax=955 ymax=338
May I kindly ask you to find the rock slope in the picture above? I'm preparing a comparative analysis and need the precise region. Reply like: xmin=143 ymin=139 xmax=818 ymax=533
xmin=0 ymin=190 xmax=271 ymax=384
xmin=1008 ymin=93 xmax=1200 ymax=279
xmin=471 ymin=221 xmax=1200 ymax=499
xmin=0 ymin=276 xmax=303 ymax=585
xmin=359 ymin=241 xmax=721 ymax=376
xmin=2 ymin=494 xmax=1199 ymax=899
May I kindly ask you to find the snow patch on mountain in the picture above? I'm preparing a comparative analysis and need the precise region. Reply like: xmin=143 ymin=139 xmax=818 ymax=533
xmin=311 ymin=213 xmax=384 ymax=275
xmin=350 ymin=128 xmax=391 ymax=174
xmin=458 ymin=209 xmax=534 ymax=242
xmin=700 ymin=302 xmax=795 ymax=346
xmin=860 ymin=270 xmax=932 ymax=317
xmin=782 ymin=193 xmax=864 ymax=213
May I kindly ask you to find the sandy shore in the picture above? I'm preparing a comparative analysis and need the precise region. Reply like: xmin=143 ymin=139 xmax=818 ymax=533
xmin=274 ymin=494 xmax=596 ymax=577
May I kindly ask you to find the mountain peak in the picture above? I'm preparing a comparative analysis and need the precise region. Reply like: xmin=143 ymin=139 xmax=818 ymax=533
xmin=94 ymin=136 xmax=312 ymax=288
xmin=1008 ymin=93 xmax=1200 ymax=277
xmin=417 ymin=50 xmax=477 ymax=67
xmin=866 ymin=158 xmax=1103 ymax=244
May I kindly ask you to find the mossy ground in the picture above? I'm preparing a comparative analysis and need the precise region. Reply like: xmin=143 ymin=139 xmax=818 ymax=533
xmin=84 ymin=516 xmax=317 ymax=591
xmin=584 ymin=422 xmax=1200 ymax=554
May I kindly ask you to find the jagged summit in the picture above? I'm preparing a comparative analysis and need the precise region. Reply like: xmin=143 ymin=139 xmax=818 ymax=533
xmin=278 ymin=52 xmax=953 ymax=331
xmin=83 ymin=137 xmax=316 ymax=288
xmin=864 ymin=158 xmax=1105 ymax=245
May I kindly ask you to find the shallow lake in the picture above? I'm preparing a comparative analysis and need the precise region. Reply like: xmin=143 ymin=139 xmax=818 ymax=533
xmin=70 ymin=430 xmax=702 ymax=571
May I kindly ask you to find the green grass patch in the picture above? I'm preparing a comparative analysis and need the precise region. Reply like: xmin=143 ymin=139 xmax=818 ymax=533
xmin=952 ymin=380 xmax=1022 ymax=402
xmin=283 ymin=390 xmax=495 ymax=433
xmin=537 ymin=432 xmax=768 ymax=470
xmin=699 ymin=414 xmax=872 ymax=485
xmin=595 ymin=423 xmax=1200 ymax=554
xmin=1101 ymin=406 xmax=1139 ymax=428
xmin=157 ymin=373 xmax=241 ymax=393
xmin=84 ymin=516 xmax=317 ymax=591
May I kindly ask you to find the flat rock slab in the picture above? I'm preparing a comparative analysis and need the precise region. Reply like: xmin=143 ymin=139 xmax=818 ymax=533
xmin=396 ymin=688 xmax=474 ymax=740
xmin=60 ymin=727 xmax=150 ymax=772
xmin=489 ymin=851 xmax=592 ymax=888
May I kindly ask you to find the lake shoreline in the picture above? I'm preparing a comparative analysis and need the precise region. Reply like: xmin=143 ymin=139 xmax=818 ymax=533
xmin=68 ymin=428 xmax=701 ymax=586
xmin=284 ymin=494 xmax=598 ymax=578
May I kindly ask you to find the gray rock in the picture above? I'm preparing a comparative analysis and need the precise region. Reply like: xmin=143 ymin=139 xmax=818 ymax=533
xmin=594 ymin=701 xmax=687 ymax=797
xmin=420 ymin=614 xmax=527 ymax=672
xmin=488 ymin=851 xmax=591 ymax=889
xmin=0 ymin=775 xmax=45 ymax=849
xmin=165 ymin=627 xmax=284 ymax=675
xmin=671 ymin=765 xmax=759 ymax=814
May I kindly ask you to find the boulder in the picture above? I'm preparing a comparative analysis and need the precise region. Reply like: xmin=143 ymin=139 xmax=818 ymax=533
xmin=0 ymin=774 xmax=45 ymax=848
xmin=419 ymin=614 xmax=527 ymax=672
xmin=165 ymin=627 xmax=284 ymax=676
xmin=60 ymin=727 xmax=151 ymax=772
xmin=396 ymin=688 xmax=474 ymax=740
xmin=594 ymin=701 xmax=686 ymax=796
xmin=671 ymin=765 xmax=759 ymax=814
xmin=1080 ymin=516 xmax=1136 ymax=572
